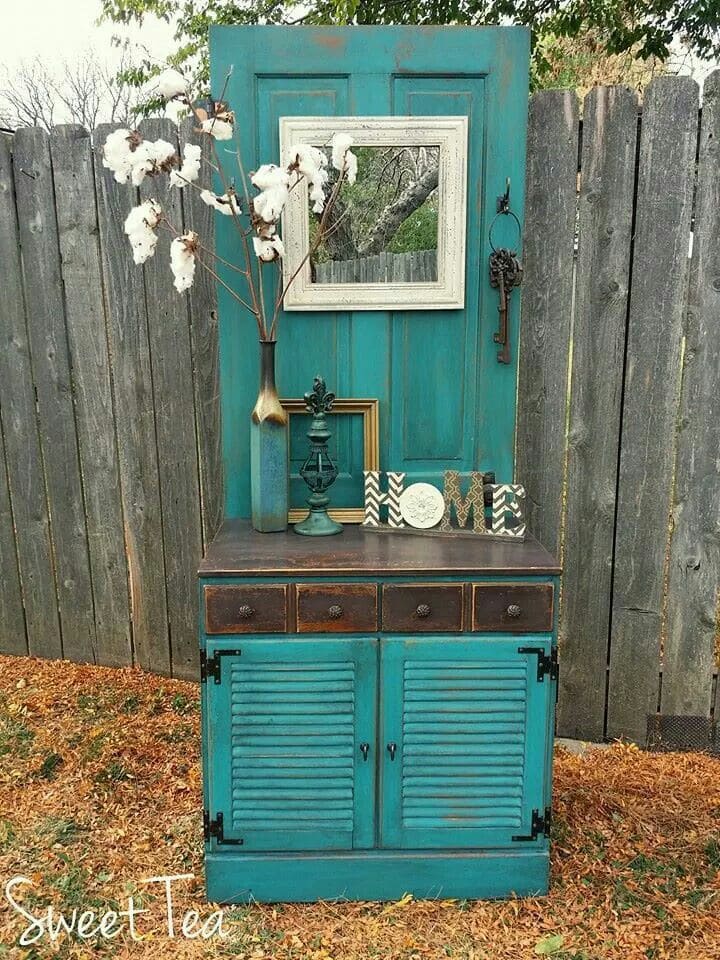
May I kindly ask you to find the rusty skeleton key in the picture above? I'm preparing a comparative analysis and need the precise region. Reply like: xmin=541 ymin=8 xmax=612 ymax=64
xmin=489 ymin=248 xmax=522 ymax=364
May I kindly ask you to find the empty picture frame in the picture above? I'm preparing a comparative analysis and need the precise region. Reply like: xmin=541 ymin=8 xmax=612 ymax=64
xmin=282 ymin=397 xmax=380 ymax=523
xmin=279 ymin=116 xmax=468 ymax=310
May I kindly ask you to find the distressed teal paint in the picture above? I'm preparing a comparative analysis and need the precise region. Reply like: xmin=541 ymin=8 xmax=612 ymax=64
xmin=210 ymin=26 xmax=530 ymax=519
xmin=205 ymin=850 xmax=549 ymax=903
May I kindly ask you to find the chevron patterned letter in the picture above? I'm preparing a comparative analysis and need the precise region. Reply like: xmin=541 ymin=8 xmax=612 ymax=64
xmin=363 ymin=471 xmax=406 ymax=527
xmin=491 ymin=484 xmax=526 ymax=537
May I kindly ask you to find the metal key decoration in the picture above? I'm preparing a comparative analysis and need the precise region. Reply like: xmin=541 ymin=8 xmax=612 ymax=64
xmin=489 ymin=247 xmax=522 ymax=365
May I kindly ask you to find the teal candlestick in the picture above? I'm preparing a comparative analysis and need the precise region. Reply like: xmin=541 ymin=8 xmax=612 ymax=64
xmin=294 ymin=377 xmax=343 ymax=537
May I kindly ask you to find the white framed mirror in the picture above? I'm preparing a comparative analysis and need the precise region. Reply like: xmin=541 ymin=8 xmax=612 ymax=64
xmin=279 ymin=116 xmax=468 ymax=311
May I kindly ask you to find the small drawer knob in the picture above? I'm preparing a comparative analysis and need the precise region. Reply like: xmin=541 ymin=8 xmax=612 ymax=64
xmin=506 ymin=603 xmax=522 ymax=618
xmin=328 ymin=604 xmax=344 ymax=619
xmin=416 ymin=603 xmax=432 ymax=619
xmin=238 ymin=604 xmax=255 ymax=620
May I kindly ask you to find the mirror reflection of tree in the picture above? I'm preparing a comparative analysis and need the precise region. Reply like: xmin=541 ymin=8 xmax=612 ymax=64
xmin=310 ymin=145 xmax=439 ymax=282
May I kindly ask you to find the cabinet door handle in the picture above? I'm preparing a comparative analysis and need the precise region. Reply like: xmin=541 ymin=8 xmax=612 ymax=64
xmin=506 ymin=603 xmax=522 ymax=618
xmin=359 ymin=742 xmax=369 ymax=762
xmin=328 ymin=604 xmax=344 ymax=619
xmin=416 ymin=603 xmax=431 ymax=618
xmin=386 ymin=741 xmax=397 ymax=761
xmin=238 ymin=604 xmax=255 ymax=620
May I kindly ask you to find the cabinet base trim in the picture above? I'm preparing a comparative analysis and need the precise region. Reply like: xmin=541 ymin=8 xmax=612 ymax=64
xmin=205 ymin=850 xmax=549 ymax=903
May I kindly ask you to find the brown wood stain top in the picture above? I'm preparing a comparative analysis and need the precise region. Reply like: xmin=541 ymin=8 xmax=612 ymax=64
xmin=199 ymin=520 xmax=561 ymax=577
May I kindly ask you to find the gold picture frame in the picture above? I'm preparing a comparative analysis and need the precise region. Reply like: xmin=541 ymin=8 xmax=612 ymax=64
xmin=281 ymin=398 xmax=379 ymax=523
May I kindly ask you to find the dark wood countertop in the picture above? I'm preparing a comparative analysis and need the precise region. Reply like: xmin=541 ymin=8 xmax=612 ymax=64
xmin=199 ymin=520 xmax=561 ymax=577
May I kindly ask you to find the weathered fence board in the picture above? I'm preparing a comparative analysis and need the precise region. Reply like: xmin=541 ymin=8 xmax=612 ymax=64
xmin=517 ymin=89 xmax=579 ymax=557
xmin=0 ymin=135 xmax=60 ymax=657
xmin=138 ymin=118 xmax=203 ymax=680
xmin=13 ymin=128 xmax=97 ymax=662
xmin=314 ymin=248 xmax=437 ymax=283
xmin=662 ymin=72 xmax=720 ymax=719
xmin=0 ymin=422 xmax=26 ymax=656
xmin=180 ymin=118 xmax=223 ymax=549
xmin=0 ymin=79 xmax=718 ymax=740
xmin=558 ymin=86 xmax=639 ymax=741
xmin=50 ymin=125 xmax=132 ymax=668
xmin=94 ymin=123 xmax=170 ymax=674
xmin=607 ymin=77 xmax=699 ymax=743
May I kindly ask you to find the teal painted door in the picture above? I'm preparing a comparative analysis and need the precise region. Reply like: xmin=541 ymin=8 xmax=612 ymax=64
xmin=379 ymin=637 xmax=550 ymax=849
xmin=206 ymin=638 xmax=377 ymax=850
xmin=210 ymin=26 xmax=530 ymax=518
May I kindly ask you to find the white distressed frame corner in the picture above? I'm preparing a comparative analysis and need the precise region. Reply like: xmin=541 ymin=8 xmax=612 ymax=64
xmin=278 ymin=116 xmax=468 ymax=311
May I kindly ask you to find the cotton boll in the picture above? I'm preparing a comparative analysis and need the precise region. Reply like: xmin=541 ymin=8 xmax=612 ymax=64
xmin=344 ymin=149 xmax=358 ymax=185
xmin=287 ymin=143 xmax=328 ymax=182
xmin=253 ymin=185 xmax=288 ymax=224
xmin=123 ymin=200 xmax=162 ymax=264
xmin=200 ymin=118 xmax=234 ymax=141
xmin=170 ymin=143 xmax=202 ymax=187
xmin=102 ymin=128 xmax=136 ymax=184
xmin=252 ymin=235 xmax=285 ymax=262
xmin=170 ymin=231 xmax=198 ymax=292
xmin=251 ymin=164 xmax=290 ymax=191
xmin=153 ymin=68 xmax=189 ymax=101
xmin=309 ymin=181 xmax=326 ymax=214
xmin=200 ymin=189 xmax=241 ymax=216
xmin=128 ymin=138 xmax=178 ymax=185
xmin=331 ymin=133 xmax=354 ymax=172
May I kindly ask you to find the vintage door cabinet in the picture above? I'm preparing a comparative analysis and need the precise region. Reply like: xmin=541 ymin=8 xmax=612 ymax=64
xmin=200 ymin=25 xmax=560 ymax=903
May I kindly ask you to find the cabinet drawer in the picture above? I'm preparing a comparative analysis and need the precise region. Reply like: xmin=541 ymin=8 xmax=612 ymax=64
xmin=204 ymin=584 xmax=287 ymax=634
xmin=382 ymin=584 xmax=464 ymax=632
xmin=296 ymin=583 xmax=378 ymax=633
xmin=472 ymin=583 xmax=553 ymax=632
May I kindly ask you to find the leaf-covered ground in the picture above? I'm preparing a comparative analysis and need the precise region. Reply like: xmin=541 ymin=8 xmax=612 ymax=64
xmin=0 ymin=655 xmax=718 ymax=959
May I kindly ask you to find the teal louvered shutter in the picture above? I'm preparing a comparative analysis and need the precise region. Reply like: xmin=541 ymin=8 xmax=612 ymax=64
xmin=380 ymin=636 xmax=550 ymax=849
xmin=206 ymin=638 xmax=377 ymax=851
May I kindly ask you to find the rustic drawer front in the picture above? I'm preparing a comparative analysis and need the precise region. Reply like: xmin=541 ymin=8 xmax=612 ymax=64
xmin=472 ymin=583 xmax=553 ymax=633
xmin=296 ymin=584 xmax=378 ymax=633
xmin=205 ymin=585 xmax=287 ymax=634
xmin=382 ymin=584 xmax=464 ymax=632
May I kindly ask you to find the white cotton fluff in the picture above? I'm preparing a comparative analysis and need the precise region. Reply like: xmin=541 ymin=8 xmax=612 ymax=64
xmin=200 ymin=189 xmax=241 ymax=216
xmin=200 ymin=118 xmax=234 ymax=141
xmin=252 ymin=235 xmax=285 ymax=262
xmin=129 ymin=138 xmax=177 ymax=186
xmin=170 ymin=232 xmax=198 ymax=292
xmin=170 ymin=142 xmax=202 ymax=187
xmin=287 ymin=143 xmax=327 ymax=180
xmin=309 ymin=174 xmax=328 ymax=214
xmin=102 ymin=128 xmax=135 ymax=184
xmin=331 ymin=132 xmax=358 ymax=184
xmin=251 ymin=164 xmax=290 ymax=191
xmin=253 ymin=186 xmax=288 ymax=224
xmin=153 ymin=68 xmax=189 ymax=100
xmin=123 ymin=200 xmax=162 ymax=264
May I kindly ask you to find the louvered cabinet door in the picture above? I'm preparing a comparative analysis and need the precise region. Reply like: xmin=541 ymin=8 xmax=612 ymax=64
xmin=206 ymin=638 xmax=377 ymax=851
xmin=379 ymin=636 xmax=551 ymax=849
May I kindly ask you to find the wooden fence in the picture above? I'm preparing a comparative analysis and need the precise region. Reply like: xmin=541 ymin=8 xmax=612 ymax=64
xmin=0 ymin=74 xmax=718 ymax=742
xmin=314 ymin=248 xmax=437 ymax=283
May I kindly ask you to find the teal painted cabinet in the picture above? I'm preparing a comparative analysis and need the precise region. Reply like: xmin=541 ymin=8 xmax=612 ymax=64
xmin=199 ymin=525 xmax=560 ymax=903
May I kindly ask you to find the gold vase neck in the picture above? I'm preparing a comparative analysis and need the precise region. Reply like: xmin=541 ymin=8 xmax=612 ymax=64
xmin=252 ymin=340 xmax=287 ymax=426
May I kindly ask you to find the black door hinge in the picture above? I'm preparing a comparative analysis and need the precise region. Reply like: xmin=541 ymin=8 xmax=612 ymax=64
xmin=203 ymin=811 xmax=244 ymax=846
xmin=200 ymin=649 xmax=242 ymax=684
xmin=512 ymin=806 xmax=551 ymax=842
xmin=518 ymin=646 xmax=559 ymax=683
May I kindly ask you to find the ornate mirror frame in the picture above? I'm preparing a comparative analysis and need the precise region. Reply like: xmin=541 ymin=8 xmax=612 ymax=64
xmin=279 ymin=115 xmax=468 ymax=311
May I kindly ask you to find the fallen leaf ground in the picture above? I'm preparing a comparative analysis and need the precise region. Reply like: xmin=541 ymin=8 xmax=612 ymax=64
xmin=0 ymin=655 xmax=718 ymax=960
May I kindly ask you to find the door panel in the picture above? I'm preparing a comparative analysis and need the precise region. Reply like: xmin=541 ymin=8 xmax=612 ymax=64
xmin=380 ymin=636 xmax=550 ymax=849
xmin=206 ymin=637 xmax=377 ymax=851
xmin=211 ymin=26 xmax=530 ymax=518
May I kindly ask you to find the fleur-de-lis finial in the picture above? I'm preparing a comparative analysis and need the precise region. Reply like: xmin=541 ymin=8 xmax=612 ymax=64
xmin=303 ymin=376 xmax=336 ymax=415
